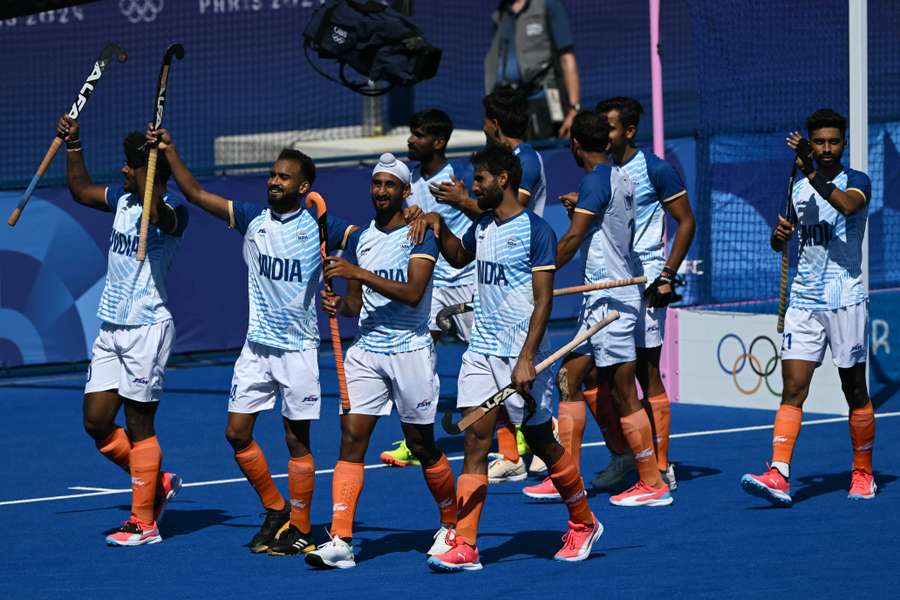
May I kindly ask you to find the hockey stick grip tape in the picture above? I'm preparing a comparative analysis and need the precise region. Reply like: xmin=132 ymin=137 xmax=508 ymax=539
xmin=135 ymin=147 xmax=158 ymax=261
xmin=552 ymin=276 xmax=647 ymax=297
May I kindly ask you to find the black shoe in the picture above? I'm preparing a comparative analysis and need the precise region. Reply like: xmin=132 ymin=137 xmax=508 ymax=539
xmin=248 ymin=505 xmax=290 ymax=553
xmin=267 ymin=524 xmax=314 ymax=556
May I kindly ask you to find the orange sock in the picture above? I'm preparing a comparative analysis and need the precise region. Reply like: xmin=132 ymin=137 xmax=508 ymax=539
xmin=771 ymin=404 xmax=803 ymax=472
xmin=548 ymin=450 xmax=593 ymax=526
xmin=130 ymin=436 xmax=162 ymax=524
xmin=288 ymin=454 xmax=315 ymax=533
xmin=558 ymin=401 xmax=586 ymax=467
xmin=234 ymin=441 xmax=285 ymax=511
xmin=620 ymin=410 xmax=663 ymax=487
xmin=96 ymin=427 xmax=131 ymax=473
xmin=849 ymin=402 xmax=875 ymax=473
xmin=423 ymin=455 xmax=457 ymax=527
xmin=648 ymin=393 xmax=671 ymax=469
xmin=455 ymin=473 xmax=487 ymax=545
xmin=496 ymin=418 xmax=519 ymax=462
xmin=588 ymin=385 xmax=629 ymax=455
xmin=331 ymin=460 xmax=364 ymax=539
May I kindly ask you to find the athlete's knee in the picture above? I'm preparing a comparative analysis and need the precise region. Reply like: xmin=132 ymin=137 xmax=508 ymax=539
xmin=463 ymin=430 xmax=492 ymax=463
xmin=406 ymin=437 xmax=440 ymax=465
xmin=842 ymin=381 xmax=869 ymax=410
xmin=124 ymin=410 xmax=155 ymax=441
xmin=224 ymin=424 xmax=253 ymax=451
xmin=781 ymin=377 xmax=809 ymax=407
xmin=83 ymin=414 xmax=115 ymax=441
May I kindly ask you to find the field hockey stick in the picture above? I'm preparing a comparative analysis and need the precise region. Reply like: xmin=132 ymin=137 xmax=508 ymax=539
xmin=434 ymin=276 xmax=645 ymax=334
xmin=306 ymin=192 xmax=351 ymax=414
xmin=136 ymin=43 xmax=184 ymax=261
xmin=8 ymin=43 xmax=127 ymax=227
xmin=776 ymin=162 xmax=799 ymax=333
xmin=441 ymin=310 xmax=620 ymax=434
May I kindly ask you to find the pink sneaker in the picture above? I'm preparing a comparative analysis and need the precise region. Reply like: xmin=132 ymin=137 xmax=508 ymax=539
xmin=741 ymin=466 xmax=792 ymax=506
xmin=848 ymin=468 xmax=877 ymax=500
xmin=105 ymin=517 xmax=162 ymax=546
xmin=554 ymin=514 xmax=603 ymax=562
xmin=153 ymin=472 xmax=183 ymax=523
xmin=522 ymin=477 xmax=562 ymax=502
xmin=609 ymin=480 xmax=673 ymax=507
xmin=427 ymin=535 xmax=483 ymax=572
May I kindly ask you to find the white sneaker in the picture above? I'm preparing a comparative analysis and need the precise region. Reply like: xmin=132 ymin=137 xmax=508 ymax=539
xmin=304 ymin=534 xmax=356 ymax=569
xmin=529 ymin=454 xmax=548 ymax=474
xmin=427 ymin=526 xmax=455 ymax=556
xmin=661 ymin=464 xmax=677 ymax=491
xmin=487 ymin=455 xmax=527 ymax=483
xmin=591 ymin=452 xmax=636 ymax=490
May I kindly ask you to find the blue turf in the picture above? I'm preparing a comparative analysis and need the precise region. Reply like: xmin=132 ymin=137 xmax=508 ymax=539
xmin=1 ymin=344 xmax=899 ymax=598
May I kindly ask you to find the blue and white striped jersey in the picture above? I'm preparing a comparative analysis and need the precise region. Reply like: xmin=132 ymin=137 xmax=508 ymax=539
xmin=344 ymin=222 xmax=438 ymax=354
xmin=97 ymin=186 xmax=188 ymax=325
xmin=574 ymin=163 xmax=640 ymax=303
xmin=789 ymin=168 xmax=870 ymax=311
xmin=462 ymin=210 xmax=556 ymax=357
xmin=408 ymin=161 xmax=474 ymax=287
xmin=618 ymin=149 xmax=686 ymax=281
xmin=230 ymin=200 xmax=353 ymax=351
xmin=514 ymin=143 xmax=547 ymax=216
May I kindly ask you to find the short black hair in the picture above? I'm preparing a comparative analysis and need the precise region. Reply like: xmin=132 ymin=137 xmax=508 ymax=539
xmin=409 ymin=108 xmax=454 ymax=142
xmin=123 ymin=131 xmax=171 ymax=181
xmin=483 ymin=87 xmax=529 ymax=139
xmin=471 ymin=144 xmax=522 ymax=191
xmin=806 ymin=108 xmax=847 ymax=137
xmin=596 ymin=96 xmax=644 ymax=130
xmin=277 ymin=148 xmax=316 ymax=185
xmin=570 ymin=111 xmax=612 ymax=153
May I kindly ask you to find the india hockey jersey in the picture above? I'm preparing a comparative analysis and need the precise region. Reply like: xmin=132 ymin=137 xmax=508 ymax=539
xmin=97 ymin=185 xmax=189 ymax=325
xmin=789 ymin=168 xmax=870 ymax=311
xmin=230 ymin=200 xmax=353 ymax=351
xmin=462 ymin=209 xmax=556 ymax=357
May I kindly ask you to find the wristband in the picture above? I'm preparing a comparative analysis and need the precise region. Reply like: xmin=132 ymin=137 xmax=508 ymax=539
xmin=660 ymin=266 xmax=677 ymax=282
xmin=809 ymin=172 xmax=836 ymax=200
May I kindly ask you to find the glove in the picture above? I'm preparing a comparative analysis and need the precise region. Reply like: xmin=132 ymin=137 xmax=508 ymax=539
xmin=644 ymin=267 xmax=683 ymax=308
xmin=794 ymin=137 xmax=815 ymax=174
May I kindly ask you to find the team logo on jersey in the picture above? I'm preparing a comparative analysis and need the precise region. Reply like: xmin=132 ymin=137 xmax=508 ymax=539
xmin=416 ymin=399 xmax=432 ymax=409
xmin=119 ymin=0 xmax=164 ymax=24
xmin=297 ymin=232 xmax=310 ymax=241
xmin=302 ymin=395 xmax=318 ymax=404
xmin=359 ymin=247 xmax=372 ymax=256
xmin=133 ymin=377 xmax=149 ymax=385
xmin=257 ymin=228 xmax=267 ymax=235
xmin=507 ymin=237 xmax=521 ymax=248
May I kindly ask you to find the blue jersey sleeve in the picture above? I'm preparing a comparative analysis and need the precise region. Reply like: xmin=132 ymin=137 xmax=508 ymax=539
xmin=411 ymin=228 xmax=439 ymax=262
xmin=646 ymin=154 xmax=687 ymax=203
xmin=575 ymin=168 xmax=612 ymax=214
xmin=230 ymin=200 xmax=264 ymax=236
xmin=545 ymin=0 xmax=575 ymax=51
xmin=326 ymin=215 xmax=355 ymax=252
xmin=163 ymin=195 xmax=190 ymax=237
xmin=528 ymin=213 xmax=557 ymax=270
xmin=105 ymin=186 xmax=125 ymax=212
xmin=517 ymin=147 xmax=543 ymax=196
xmin=846 ymin=169 xmax=872 ymax=202
xmin=462 ymin=216 xmax=482 ymax=255
xmin=343 ymin=227 xmax=361 ymax=266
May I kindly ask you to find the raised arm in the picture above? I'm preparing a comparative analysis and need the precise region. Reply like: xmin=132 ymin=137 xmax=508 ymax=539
xmin=151 ymin=126 xmax=232 ymax=222
xmin=60 ymin=116 xmax=109 ymax=211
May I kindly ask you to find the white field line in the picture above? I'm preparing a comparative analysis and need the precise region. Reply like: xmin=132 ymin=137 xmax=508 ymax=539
xmin=3 ymin=411 xmax=898 ymax=508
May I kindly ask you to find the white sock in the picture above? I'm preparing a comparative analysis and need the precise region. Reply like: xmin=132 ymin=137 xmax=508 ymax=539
xmin=771 ymin=461 xmax=790 ymax=479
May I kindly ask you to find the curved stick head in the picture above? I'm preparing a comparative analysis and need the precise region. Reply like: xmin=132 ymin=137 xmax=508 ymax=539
xmin=305 ymin=191 xmax=327 ymax=215
xmin=441 ymin=410 xmax=461 ymax=435
xmin=101 ymin=43 xmax=128 ymax=64
xmin=163 ymin=43 xmax=185 ymax=64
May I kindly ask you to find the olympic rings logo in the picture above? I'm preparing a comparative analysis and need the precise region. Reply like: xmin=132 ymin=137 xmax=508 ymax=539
xmin=716 ymin=334 xmax=782 ymax=397
xmin=119 ymin=0 xmax=164 ymax=24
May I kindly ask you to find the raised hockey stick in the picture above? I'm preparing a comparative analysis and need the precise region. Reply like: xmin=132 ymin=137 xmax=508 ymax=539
xmin=441 ymin=310 xmax=620 ymax=434
xmin=434 ymin=276 xmax=646 ymax=334
xmin=306 ymin=192 xmax=351 ymax=414
xmin=8 ymin=43 xmax=127 ymax=227
xmin=136 ymin=43 xmax=184 ymax=261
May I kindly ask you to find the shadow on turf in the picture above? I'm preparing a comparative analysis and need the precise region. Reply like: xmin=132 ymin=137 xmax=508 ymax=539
xmin=80 ymin=503 xmax=239 ymax=538
xmin=790 ymin=470 xmax=897 ymax=504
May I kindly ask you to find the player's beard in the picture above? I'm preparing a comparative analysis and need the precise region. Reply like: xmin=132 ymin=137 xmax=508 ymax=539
xmin=267 ymin=187 xmax=300 ymax=212
xmin=476 ymin=182 xmax=503 ymax=211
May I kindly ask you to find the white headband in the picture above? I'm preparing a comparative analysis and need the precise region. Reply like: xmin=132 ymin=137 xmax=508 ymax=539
xmin=372 ymin=152 xmax=410 ymax=185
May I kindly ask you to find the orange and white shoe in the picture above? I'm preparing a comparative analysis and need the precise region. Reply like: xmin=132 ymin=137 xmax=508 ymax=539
xmin=740 ymin=466 xmax=792 ymax=506
xmin=427 ymin=536 xmax=483 ymax=572
xmin=554 ymin=514 xmax=603 ymax=562
xmin=153 ymin=471 xmax=182 ymax=523
xmin=609 ymin=481 xmax=673 ymax=507
xmin=848 ymin=468 xmax=877 ymax=500
xmin=105 ymin=517 xmax=162 ymax=546
xmin=522 ymin=477 xmax=562 ymax=502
